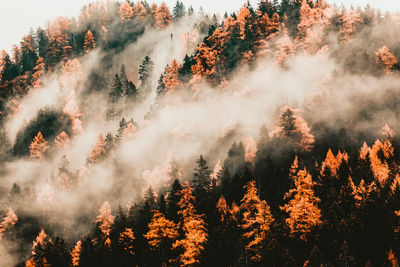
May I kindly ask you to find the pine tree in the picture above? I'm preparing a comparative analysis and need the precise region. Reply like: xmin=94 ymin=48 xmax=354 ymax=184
xmin=269 ymin=106 xmax=314 ymax=152
xmin=281 ymin=168 xmax=321 ymax=240
xmin=240 ymin=180 xmax=274 ymax=262
xmin=83 ymin=30 xmax=96 ymax=53
xmin=173 ymin=182 xmax=208 ymax=266
xmin=167 ymin=179 xmax=182 ymax=223
xmin=138 ymin=56 xmax=154 ymax=100
xmin=192 ymin=155 xmax=212 ymax=214
xmin=30 ymin=132 xmax=48 ymax=160
xmin=20 ymin=34 xmax=38 ymax=72
xmin=172 ymin=1 xmax=186 ymax=21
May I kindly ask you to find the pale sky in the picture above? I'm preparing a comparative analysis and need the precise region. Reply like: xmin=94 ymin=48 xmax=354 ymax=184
xmin=1 ymin=0 xmax=400 ymax=53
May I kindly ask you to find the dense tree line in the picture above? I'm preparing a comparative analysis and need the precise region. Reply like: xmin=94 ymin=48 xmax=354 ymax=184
xmin=1 ymin=0 xmax=400 ymax=266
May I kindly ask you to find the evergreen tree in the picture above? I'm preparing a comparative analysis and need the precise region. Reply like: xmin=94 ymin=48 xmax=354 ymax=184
xmin=172 ymin=1 xmax=186 ymax=21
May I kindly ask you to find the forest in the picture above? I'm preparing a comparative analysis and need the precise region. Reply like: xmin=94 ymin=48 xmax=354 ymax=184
xmin=1 ymin=0 xmax=400 ymax=266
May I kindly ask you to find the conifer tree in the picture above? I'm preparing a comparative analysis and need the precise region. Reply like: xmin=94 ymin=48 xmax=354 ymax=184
xmin=132 ymin=1 xmax=148 ymax=20
xmin=0 ymin=208 xmax=18 ymax=240
xmin=173 ymin=182 xmax=208 ymax=266
xmin=120 ymin=1 xmax=133 ymax=23
xmin=89 ymin=133 xmax=107 ymax=163
xmin=240 ymin=180 xmax=274 ymax=262
xmin=95 ymin=202 xmax=115 ymax=237
xmin=155 ymin=2 xmax=172 ymax=29
xmin=172 ymin=1 xmax=186 ymax=21
xmin=162 ymin=59 xmax=183 ymax=93
xmin=119 ymin=228 xmax=135 ymax=256
xmin=55 ymin=131 xmax=69 ymax=149
xmin=30 ymin=132 xmax=48 ymax=160
xmin=281 ymin=168 xmax=321 ymax=240
xmin=375 ymin=45 xmax=398 ymax=73
xmin=83 ymin=30 xmax=96 ymax=53
xmin=269 ymin=106 xmax=314 ymax=152
xmin=71 ymin=240 xmax=82 ymax=266
xmin=32 ymin=57 xmax=44 ymax=89
xmin=145 ymin=210 xmax=179 ymax=264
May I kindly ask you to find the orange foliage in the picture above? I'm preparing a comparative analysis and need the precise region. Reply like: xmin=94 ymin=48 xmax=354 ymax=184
xmin=155 ymin=2 xmax=172 ymax=29
xmin=90 ymin=134 xmax=107 ymax=163
xmin=95 ymin=201 xmax=115 ymax=236
xmin=375 ymin=46 xmax=398 ymax=73
xmin=119 ymin=1 xmax=133 ymax=23
xmin=281 ymin=168 xmax=321 ymax=240
xmin=369 ymin=139 xmax=393 ymax=184
xmin=340 ymin=9 xmax=363 ymax=43
xmin=173 ymin=182 xmax=208 ymax=266
xmin=237 ymin=5 xmax=251 ymax=40
xmin=119 ymin=228 xmax=135 ymax=255
xmin=240 ymin=181 xmax=274 ymax=262
xmin=71 ymin=240 xmax=82 ymax=266
xmin=32 ymin=57 xmax=44 ymax=89
xmin=216 ymin=195 xmax=230 ymax=223
xmin=0 ymin=208 xmax=18 ymax=240
xmin=29 ymin=132 xmax=48 ymax=160
xmin=55 ymin=131 xmax=70 ymax=149
xmin=163 ymin=59 xmax=182 ymax=93
xmin=132 ymin=1 xmax=148 ymax=20
xmin=83 ymin=30 xmax=96 ymax=53
xmin=320 ymin=148 xmax=347 ymax=177
xmin=145 ymin=210 xmax=178 ymax=249
xmin=243 ymin=137 xmax=257 ymax=163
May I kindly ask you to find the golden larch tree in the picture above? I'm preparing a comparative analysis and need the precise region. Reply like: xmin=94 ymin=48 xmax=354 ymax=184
xmin=119 ymin=228 xmax=135 ymax=255
xmin=375 ymin=45 xmax=398 ymax=73
xmin=173 ymin=181 xmax=208 ymax=266
xmin=119 ymin=1 xmax=133 ymax=23
xmin=83 ymin=30 xmax=96 ymax=53
xmin=0 ymin=208 xmax=18 ymax=240
xmin=32 ymin=57 xmax=44 ymax=89
xmin=320 ymin=148 xmax=345 ymax=177
xmin=162 ymin=58 xmax=182 ymax=93
xmin=95 ymin=201 xmax=115 ymax=237
xmin=55 ymin=131 xmax=70 ymax=149
xmin=155 ymin=2 xmax=172 ymax=29
xmin=90 ymin=133 xmax=107 ymax=163
xmin=340 ymin=9 xmax=363 ymax=43
xmin=369 ymin=139 xmax=393 ymax=184
xmin=217 ymin=195 xmax=230 ymax=223
xmin=240 ymin=180 xmax=274 ymax=262
xmin=145 ymin=210 xmax=179 ymax=263
xmin=71 ymin=240 xmax=82 ymax=266
xmin=30 ymin=132 xmax=48 ymax=160
xmin=132 ymin=1 xmax=147 ymax=20
xmin=281 ymin=168 xmax=321 ymax=240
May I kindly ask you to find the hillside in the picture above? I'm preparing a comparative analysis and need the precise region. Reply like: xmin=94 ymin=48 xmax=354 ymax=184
xmin=1 ymin=0 xmax=400 ymax=266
